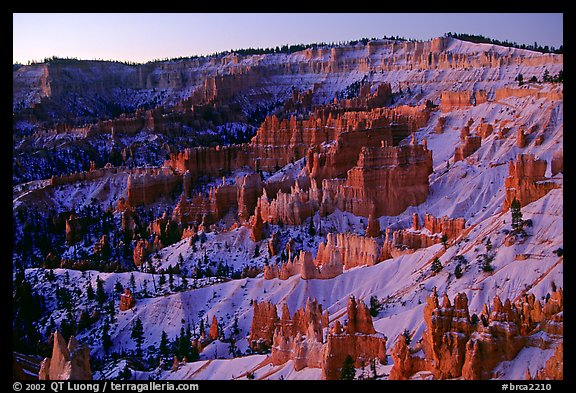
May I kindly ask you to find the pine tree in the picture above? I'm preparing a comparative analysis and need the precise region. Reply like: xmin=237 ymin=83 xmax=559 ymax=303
xmin=511 ymin=197 xmax=523 ymax=231
xmin=441 ymin=233 xmax=449 ymax=249
xmin=86 ymin=281 xmax=95 ymax=300
xmin=308 ymin=217 xmax=316 ymax=237
xmin=369 ymin=296 xmax=381 ymax=317
xmin=114 ymin=280 xmax=123 ymax=294
xmin=159 ymin=330 xmax=169 ymax=358
xmin=96 ymin=276 xmax=106 ymax=307
xmin=159 ymin=274 xmax=166 ymax=287
xmin=102 ymin=322 xmax=112 ymax=354
xmin=129 ymin=273 xmax=136 ymax=293
xmin=77 ymin=309 xmax=91 ymax=332
xmin=340 ymin=355 xmax=356 ymax=380
xmin=454 ymin=264 xmax=463 ymax=279
xmin=131 ymin=317 xmax=144 ymax=355
xmin=431 ymin=257 xmax=443 ymax=274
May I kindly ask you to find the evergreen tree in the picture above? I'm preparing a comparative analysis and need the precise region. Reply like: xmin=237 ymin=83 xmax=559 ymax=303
xmin=142 ymin=279 xmax=148 ymax=297
xmin=118 ymin=364 xmax=132 ymax=380
xmin=77 ymin=309 xmax=91 ymax=332
xmin=454 ymin=264 xmax=463 ymax=279
xmin=86 ymin=281 xmax=95 ymax=300
xmin=159 ymin=330 xmax=169 ymax=358
xmin=441 ymin=233 xmax=449 ymax=249
xmin=130 ymin=317 xmax=144 ymax=355
xmin=47 ymin=269 xmax=55 ymax=282
xmin=96 ymin=276 xmax=106 ymax=307
xmin=485 ymin=238 xmax=492 ymax=252
xmin=159 ymin=274 xmax=166 ymax=287
xmin=308 ymin=217 xmax=316 ymax=237
xmin=114 ymin=280 xmax=123 ymax=294
xmin=129 ymin=273 xmax=136 ymax=293
xmin=431 ymin=257 xmax=443 ymax=274
xmin=516 ymin=73 xmax=524 ymax=86
xmin=511 ymin=197 xmax=523 ymax=231
xmin=369 ymin=296 xmax=381 ymax=317
xmin=340 ymin=355 xmax=356 ymax=380
xmin=102 ymin=322 xmax=112 ymax=354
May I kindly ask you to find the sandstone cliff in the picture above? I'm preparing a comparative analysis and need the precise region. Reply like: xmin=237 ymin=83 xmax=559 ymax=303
xmin=39 ymin=331 xmax=92 ymax=380
xmin=389 ymin=288 xmax=563 ymax=380
xmin=502 ymin=154 xmax=560 ymax=211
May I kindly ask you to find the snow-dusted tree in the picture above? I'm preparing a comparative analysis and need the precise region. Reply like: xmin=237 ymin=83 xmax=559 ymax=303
xmin=454 ymin=264 xmax=463 ymax=279
xmin=511 ymin=198 xmax=523 ymax=231
xmin=159 ymin=330 xmax=170 ymax=358
xmin=96 ymin=276 xmax=106 ymax=307
xmin=340 ymin=355 xmax=356 ymax=380
xmin=431 ymin=257 xmax=443 ymax=274
xmin=86 ymin=281 xmax=95 ymax=300
xmin=131 ymin=317 xmax=144 ymax=355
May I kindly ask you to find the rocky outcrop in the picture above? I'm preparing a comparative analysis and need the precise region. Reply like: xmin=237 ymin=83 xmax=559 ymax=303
xmin=316 ymin=233 xmax=381 ymax=270
xmin=165 ymin=144 xmax=251 ymax=180
xmin=127 ymin=168 xmax=181 ymax=206
xmin=257 ymin=182 xmax=319 ymax=226
xmin=209 ymin=316 xmax=219 ymax=341
xmin=271 ymin=298 xmax=327 ymax=369
xmin=454 ymin=135 xmax=481 ymax=162
xmin=322 ymin=142 xmax=433 ymax=217
xmin=502 ymin=154 xmax=560 ymax=211
xmin=389 ymin=335 xmax=428 ymax=380
xmin=389 ymin=289 xmax=563 ymax=380
xmin=255 ymin=296 xmax=386 ymax=380
xmin=476 ymin=120 xmax=493 ymax=139
xmin=237 ymin=173 xmax=263 ymax=222
xmin=65 ymin=213 xmax=84 ymax=246
xmin=434 ymin=116 xmax=446 ymax=134
xmin=39 ymin=331 xmax=91 ymax=380
xmin=365 ymin=214 xmax=381 ymax=237
xmin=321 ymin=297 xmax=386 ymax=380
xmin=249 ymin=206 xmax=264 ymax=242
xmin=119 ymin=288 xmax=136 ymax=311
xmin=265 ymin=232 xmax=381 ymax=280
xmin=517 ymin=126 xmax=527 ymax=148
xmin=440 ymin=91 xmax=472 ymax=112
xmin=381 ymin=213 xmax=465 ymax=260
xmin=495 ymin=87 xmax=563 ymax=102
xmin=423 ymin=213 xmax=466 ymax=240
xmin=422 ymin=291 xmax=472 ymax=379
xmin=551 ymin=150 xmax=563 ymax=176
xmin=249 ymin=301 xmax=279 ymax=352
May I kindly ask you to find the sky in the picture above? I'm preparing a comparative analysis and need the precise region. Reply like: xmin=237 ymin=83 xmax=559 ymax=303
xmin=13 ymin=13 xmax=563 ymax=64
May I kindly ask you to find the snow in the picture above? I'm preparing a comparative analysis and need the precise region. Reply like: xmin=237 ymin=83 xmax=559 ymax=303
xmin=16 ymin=37 xmax=563 ymax=380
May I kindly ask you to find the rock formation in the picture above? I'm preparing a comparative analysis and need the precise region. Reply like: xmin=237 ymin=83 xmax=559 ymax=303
xmin=322 ymin=142 xmax=433 ymax=217
xmin=209 ymin=316 xmax=219 ymax=341
xmin=39 ymin=331 xmax=92 ymax=380
xmin=119 ymin=288 xmax=136 ymax=311
xmin=434 ymin=116 xmax=446 ymax=134
xmin=551 ymin=150 xmax=563 ymax=176
xmin=257 ymin=182 xmax=319 ymax=226
xmin=248 ymin=301 xmax=279 ymax=352
xmin=365 ymin=214 xmax=381 ymax=237
xmin=321 ymin=297 xmax=386 ymax=380
xmin=237 ymin=173 xmax=263 ymax=222
xmin=381 ymin=213 xmax=465 ymax=260
xmin=502 ymin=154 xmax=560 ymax=211
xmin=251 ymin=296 xmax=386 ymax=380
xmin=126 ymin=168 xmax=181 ymax=206
xmin=65 ymin=213 xmax=84 ymax=246
xmin=440 ymin=91 xmax=472 ymax=112
xmin=389 ymin=288 xmax=563 ymax=380
xmin=249 ymin=206 xmax=264 ymax=242
xmin=454 ymin=135 xmax=481 ymax=162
